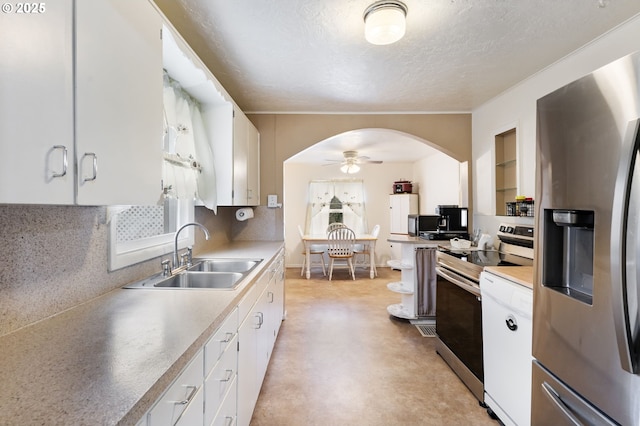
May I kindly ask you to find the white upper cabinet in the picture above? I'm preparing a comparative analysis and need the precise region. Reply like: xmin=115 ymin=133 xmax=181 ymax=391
xmin=232 ymin=110 xmax=260 ymax=206
xmin=0 ymin=0 xmax=163 ymax=205
xmin=0 ymin=0 xmax=75 ymax=204
xmin=389 ymin=194 xmax=418 ymax=234
xmin=75 ymin=0 xmax=162 ymax=205
xmin=246 ymin=118 xmax=260 ymax=206
xmin=206 ymin=105 xmax=260 ymax=207
xmin=233 ymin=110 xmax=249 ymax=206
xmin=161 ymin=22 xmax=260 ymax=208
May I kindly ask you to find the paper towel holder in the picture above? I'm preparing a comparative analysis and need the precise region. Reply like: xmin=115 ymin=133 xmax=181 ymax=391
xmin=236 ymin=207 xmax=254 ymax=221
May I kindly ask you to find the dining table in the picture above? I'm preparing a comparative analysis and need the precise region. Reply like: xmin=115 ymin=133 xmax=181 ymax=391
xmin=302 ymin=233 xmax=378 ymax=279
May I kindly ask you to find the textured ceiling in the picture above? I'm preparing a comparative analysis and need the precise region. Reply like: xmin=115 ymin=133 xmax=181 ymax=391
xmin=162 ymin=0 xmax=640 ymax=113
xmin=156 ymin=0 xmax=640 ymax=164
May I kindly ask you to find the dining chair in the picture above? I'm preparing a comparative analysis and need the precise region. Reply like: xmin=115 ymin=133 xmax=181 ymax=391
xmin=298 ymin=225 xmax=326 ymax=276
xmin=354 ymin=224 xmax=380 ymax=277
xmin=326 ymin=222 xmax=347 ymax=234
xmin=327 ymin=227 xmax=356 ymax=280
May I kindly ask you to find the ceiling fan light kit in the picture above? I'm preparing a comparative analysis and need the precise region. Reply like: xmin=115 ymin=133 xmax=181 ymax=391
xmin=325 ymin=150 xmax=383 ymax=174
xmin=341 ymin=163 xmax=361 ymax=174
xmin=363 ymin=0 xmax=408 ymax=45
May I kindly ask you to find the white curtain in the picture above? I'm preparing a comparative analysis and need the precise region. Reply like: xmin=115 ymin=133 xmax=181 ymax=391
xmin=305 ymin=179 xmax=367 ymax=235
xmin=163 ymin=73 xmax=217 ymax=212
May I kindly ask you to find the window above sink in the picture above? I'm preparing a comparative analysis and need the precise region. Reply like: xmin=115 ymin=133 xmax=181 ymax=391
xmin=108 ymin=198 xmax=194 ymax=271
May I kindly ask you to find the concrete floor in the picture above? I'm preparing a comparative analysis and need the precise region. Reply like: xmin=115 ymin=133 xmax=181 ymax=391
xmin=250 ymin=266 xmax=499 ymax=426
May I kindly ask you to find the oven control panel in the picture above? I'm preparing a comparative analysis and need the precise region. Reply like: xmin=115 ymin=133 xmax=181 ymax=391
xmin=497 ymin=223 xmax=534 ymax=248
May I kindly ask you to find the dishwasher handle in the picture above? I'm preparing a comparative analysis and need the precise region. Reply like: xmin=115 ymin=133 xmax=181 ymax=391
xmin=506 ymin=314 xmax=518 ymax=331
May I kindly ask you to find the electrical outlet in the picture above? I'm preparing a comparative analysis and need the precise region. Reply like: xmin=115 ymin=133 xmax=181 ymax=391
xmin=268 ymin=194 xmax=278 ymax=208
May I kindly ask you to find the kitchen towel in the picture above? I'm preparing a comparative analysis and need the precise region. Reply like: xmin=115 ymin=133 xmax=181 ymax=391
xmin=236 ymin=208 xmax=254 ymax=221
xmin=415 ymin=247 xmax=437 ymax=318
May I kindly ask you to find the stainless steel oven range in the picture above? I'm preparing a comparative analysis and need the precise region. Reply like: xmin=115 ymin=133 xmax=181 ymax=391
xmin=434 ymin=224 xmax=534 ymax=402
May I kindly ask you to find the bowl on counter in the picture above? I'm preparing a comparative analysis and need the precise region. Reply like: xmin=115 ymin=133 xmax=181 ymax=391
xmin=450 ymin=238 xmax=472 ymax=249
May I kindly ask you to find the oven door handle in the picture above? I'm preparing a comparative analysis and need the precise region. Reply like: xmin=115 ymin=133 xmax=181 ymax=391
xmin=436 ymin=266 xmax=481 ymax=298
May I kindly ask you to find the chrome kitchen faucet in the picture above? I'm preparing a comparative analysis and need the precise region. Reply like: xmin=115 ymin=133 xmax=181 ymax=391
xmin=173 ymin=222 xmax=210 ymax=271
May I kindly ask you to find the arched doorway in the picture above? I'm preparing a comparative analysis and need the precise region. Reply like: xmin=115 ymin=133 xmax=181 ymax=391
xmin=283 ymin=128 xmax=468 ymax=268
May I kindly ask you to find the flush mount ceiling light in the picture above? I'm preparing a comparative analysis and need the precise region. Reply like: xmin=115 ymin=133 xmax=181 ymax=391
xmin=363 ymin=0 xmax=408 ymax=45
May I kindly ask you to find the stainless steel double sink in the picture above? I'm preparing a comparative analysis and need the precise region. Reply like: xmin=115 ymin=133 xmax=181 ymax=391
xmin=124 ymin=258 xmax=262 ymax=290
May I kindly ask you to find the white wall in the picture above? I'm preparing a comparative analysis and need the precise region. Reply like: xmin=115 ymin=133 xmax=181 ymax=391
xmin=413 ymin=153 xmax=462 ymax=214
xmin=472 ymin=14 xmax=640 ymax=235
xmin=284 ymin=151 xmax=461 ymax=268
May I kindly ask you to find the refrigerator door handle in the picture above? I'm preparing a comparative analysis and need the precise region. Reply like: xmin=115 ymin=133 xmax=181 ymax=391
xmin=541 ymin=382 xmax=583 ymax=426
xmin=611 ymin=120 xmax=640 ymax=374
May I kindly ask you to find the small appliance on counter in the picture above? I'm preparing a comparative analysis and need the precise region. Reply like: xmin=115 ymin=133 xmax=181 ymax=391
xmin=407 ymin=214 xmax=439 ymax=237
xmin=393 ymin=180 xmax=413 ymax=194
xmin=418 ymin=205 xmax=469 ymax=241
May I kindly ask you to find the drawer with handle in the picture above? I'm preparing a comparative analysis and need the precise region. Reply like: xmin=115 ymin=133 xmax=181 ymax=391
xmin=205 ymin=307 xmax=238 ymax=373
xmin=147 ymin=350 xmax=204 ymax=426
xmin=205 ymin=333 xmax=238 ymax=426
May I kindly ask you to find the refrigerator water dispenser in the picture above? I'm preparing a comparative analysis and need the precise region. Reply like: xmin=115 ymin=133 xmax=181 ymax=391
xmin=542 ymin=209 xmax=595 ymax=304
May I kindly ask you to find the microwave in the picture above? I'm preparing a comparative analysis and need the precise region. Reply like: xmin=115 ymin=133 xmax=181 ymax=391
xmin=408 ymin=215 xmax=439 ymax=237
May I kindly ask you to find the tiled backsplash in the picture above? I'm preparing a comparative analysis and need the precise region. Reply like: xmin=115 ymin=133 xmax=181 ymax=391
xmin=0 ymin=204 xmax=282 ymax=337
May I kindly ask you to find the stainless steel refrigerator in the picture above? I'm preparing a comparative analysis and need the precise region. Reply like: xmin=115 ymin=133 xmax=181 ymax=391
xmin=533 ymin=50 xmax=640 ymax=425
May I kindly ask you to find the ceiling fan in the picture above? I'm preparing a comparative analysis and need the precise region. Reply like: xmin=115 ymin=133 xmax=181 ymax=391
xmin=324 ymin=150 xmax=383 ymax=174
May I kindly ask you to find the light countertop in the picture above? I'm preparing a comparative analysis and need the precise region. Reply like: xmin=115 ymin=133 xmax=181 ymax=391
xmin=0 ymin=241 xmax=283 ymax=426
xmin=386 ymin=234 xmax=445 ymax=247
xmin=484 ymin=266 xmax=534 ymax=289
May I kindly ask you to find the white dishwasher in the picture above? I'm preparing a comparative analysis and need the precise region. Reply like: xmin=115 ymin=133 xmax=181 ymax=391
xmin=480 ymin=270 xmax=533 ymax=426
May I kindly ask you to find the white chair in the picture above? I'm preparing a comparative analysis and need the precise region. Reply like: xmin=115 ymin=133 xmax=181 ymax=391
xmin=326 ymin=222 xmax=346 ymax=234
xmin=354 ymin=224 xmax=380 ymax=277
xmin=327 ymin=227 xmax=356 ymax=280
xmin=298 ymin=225 xmax=326 ymax=276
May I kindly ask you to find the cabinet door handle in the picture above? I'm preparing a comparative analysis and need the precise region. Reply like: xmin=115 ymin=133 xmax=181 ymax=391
xmin=82 ymin=152 xmax=98 ymax=182
xmin=224 ymin=416 xmax=236 ymax=426
xmin=171 ymin=385 xmax=197 ymax=405
xmin=51 ymin=145 xmax=68 ymax=178
xmin=268 ymin=291 xmax=274 ymax=303
xmin=254 ymin=312 xmax=264 ymax=329
xmin=218 ymin=332 xmax=234 ymax=343
xmin=217 ymin=369 xmax=234 ymax=382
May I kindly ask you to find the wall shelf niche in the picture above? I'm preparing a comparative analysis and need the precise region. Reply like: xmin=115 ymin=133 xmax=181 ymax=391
xmin=495 ymin=128 xmax=517 ymax=215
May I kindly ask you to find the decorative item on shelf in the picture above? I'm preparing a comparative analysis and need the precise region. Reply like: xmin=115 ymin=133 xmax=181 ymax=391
xmin=523 ymin=197 xmax=535 ymax=217
xmin=506 ymin=196 xmax=534 ymax=216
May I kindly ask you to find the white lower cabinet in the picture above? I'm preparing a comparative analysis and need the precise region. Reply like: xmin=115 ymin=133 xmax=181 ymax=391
xmin=268 ymin=255 xmax=285 ymax=345
xmin=211 ymin=379 xmax=237 ymax=426
xmin=147 ymin=350 xmax=205 ymax=426
xmin=204 ymin=308 xmax=238 ymax=426
xmin=145 ymin=309 xmax=238 ymax=426
xmin=174 ymin=387 xmax=205 ymax=426
xmin=205 ymin=334 xmax=238 ymax=426
xmin=237 ymin=273 xmax=268 ymax=426
xmin=144 ymin=250 xmax=285 ymax=426
xmin=237 ymin=250 xmax=285 ymax=426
